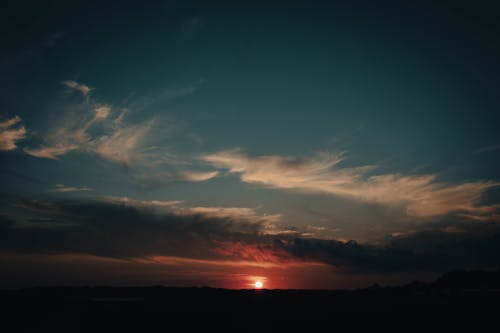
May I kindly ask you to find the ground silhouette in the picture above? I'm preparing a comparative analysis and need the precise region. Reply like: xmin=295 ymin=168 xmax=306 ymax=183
xmin=2 ymin=270 xmax=499 ymax=331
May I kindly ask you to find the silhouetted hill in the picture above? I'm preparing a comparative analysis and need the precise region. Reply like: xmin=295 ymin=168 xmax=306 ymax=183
xmin=1 ymin=270 xmax=499 ymax=332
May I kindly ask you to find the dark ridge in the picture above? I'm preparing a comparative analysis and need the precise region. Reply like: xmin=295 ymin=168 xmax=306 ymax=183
xmin=2 ymin=270 xmax=499 ymax=331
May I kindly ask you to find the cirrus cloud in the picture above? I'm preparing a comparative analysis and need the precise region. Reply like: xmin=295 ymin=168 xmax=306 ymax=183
xmin=61 ymin=80 xmax=93 ymax=96
xmin=0 ymin=116 xmax=26 ymax=151
xmin=202 ymin=150 xmax=498 ymax=218
xmin=53 ymin=184 xmax=93 ymax=192
xmin=24 ymin=82 xmax=146 ymax=164
xmin=22 ymin=81 xmax=217 ymax=187
xmin=179 ymin=170 xmax=220 ymax=182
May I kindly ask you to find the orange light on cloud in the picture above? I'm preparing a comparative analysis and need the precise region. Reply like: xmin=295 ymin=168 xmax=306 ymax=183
xmin=0 ymin=252 xmax=345 ymax=290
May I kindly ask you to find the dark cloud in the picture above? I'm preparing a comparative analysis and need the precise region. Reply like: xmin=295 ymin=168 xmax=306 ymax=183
xmin=0 ymin=198 xmax=270 ymax=260
xmin=279 ymin=223 xmax=500 ymax=273
xmin=1 ymin=198 xmax=500 ymax=275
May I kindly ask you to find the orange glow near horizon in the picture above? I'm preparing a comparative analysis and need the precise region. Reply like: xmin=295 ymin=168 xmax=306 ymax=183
xmin=254 ymin=280 xmax=263 ymax=289
xmin=0 ymin=252 xmax=350 ymax=289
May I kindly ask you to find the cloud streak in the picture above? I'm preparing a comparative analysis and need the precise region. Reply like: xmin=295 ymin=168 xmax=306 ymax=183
xmin=102 ymin=196 xmax=184 ymax=207
xmin=24 ymin=145 xmax=77 ymax=159
xmin=61 ymin=80 xmax=92 ymax=96
xmin=179 ymin=170 xmax=219 ymax=182
xmin=202 ymin=150 xmax=498 ymax=218
xmin=53 ymin=184 xmax=92 ymax=192
xmin=0 ymin=116 xmax=26 ymax=151
xmin=170 ymin=205 xmax=282 ymax=227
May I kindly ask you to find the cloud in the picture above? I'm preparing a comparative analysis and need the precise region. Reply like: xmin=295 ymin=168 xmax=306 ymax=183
xmin=93 ymin=121 xmax=154 ymax=165
xmin=126 ymin=79 xmax=205 ymax=113
xmin=179 ymin=170 xmax=219 ymax=182
xmin=0 ymin=116 xmax=22 ymax=129
xmin=276 ymin=218 xmax=500 ymax=273
xmin=476 ymin=144 xmax=500 ymax=154
xmin=211 ymin=240 xmax=293 ymax=264
xmin=0 ymin=251 xmax=321 ymax=289
xmin=202 ymin=150 xmax=498 ymax=218
xmin=24 ymin=81 xmax=154 ymax=166
xmin=128 ymin=169 xmax=220 ymax=189
xmin=61 ymin=80 xmax=92 ymax=96
xmin=94 ymin=105 xmax=111 ymax=120
xmin=24 ymin=144 xmax=77 ymax=159
xmin=128 ymin=171 xmax=179 ymax=189
xmin=0 ymin=116 xmax=26 ymax=151
xmin=103 ymin=196 xmax=281 ymax=228
xmin=53 ymin=184 xmax=92 ymax=192
xmin=171 ymin=205 xmax=282 ymax=227
xmin=2 ymin=197 xmax=288 ymax=261
xmin=156 ymin=79 xmax=204 ymax=102
xmin=2 ymin=197 xmax=500 ymax=275
xmin=145 ymin=255 xmax=286 ymax=269
xmin=23 ymin=81 xmax=213 ymax=187
xmin=102 ymin=196 xmax=183 ymax=207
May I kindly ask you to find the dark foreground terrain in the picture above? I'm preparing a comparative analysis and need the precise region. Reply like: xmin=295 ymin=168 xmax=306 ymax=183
xmin=2 ymin=270 xmax=499 ymax=331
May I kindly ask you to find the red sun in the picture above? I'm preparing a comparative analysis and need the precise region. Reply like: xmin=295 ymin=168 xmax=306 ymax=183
xmin=254 ymin=280 xmax=263 ymax=289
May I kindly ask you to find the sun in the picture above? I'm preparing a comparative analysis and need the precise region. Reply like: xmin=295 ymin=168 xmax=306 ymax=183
xmin=254 ymin=280 xmax=263 ymax=289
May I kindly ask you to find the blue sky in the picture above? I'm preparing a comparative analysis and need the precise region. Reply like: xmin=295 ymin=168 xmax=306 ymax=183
xmin=1 ymin=0 xmax=500 ymax=288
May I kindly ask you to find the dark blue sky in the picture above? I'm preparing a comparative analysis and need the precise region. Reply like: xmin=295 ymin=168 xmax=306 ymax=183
xmin=1 ymin=0 xmax=500 ymax=288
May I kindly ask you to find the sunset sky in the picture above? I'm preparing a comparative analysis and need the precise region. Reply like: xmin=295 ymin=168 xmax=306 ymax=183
xmin=1 ymin=0 xmax=500 ymax=289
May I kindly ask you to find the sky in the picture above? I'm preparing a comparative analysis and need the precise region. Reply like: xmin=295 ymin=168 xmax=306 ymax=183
xmin=1 ymin=0 xmax=500 ymax=289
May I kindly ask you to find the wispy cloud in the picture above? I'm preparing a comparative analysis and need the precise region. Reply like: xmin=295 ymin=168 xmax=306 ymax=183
xmin=0 ymin=116 xmax=23 ymax=129
xmin=24 ymin=145 xmax=77 ymax=159
xmin=0 ymin=116 xmax=26 ymax=151
xmin=93 ymin=105 xmax=111 ymax=120
xmin=103 ymin=196 xmax=312 ymax=237
xmin=476 ymin=143 xmax=500 ymax=154
xmin=127 ymin=169 xmax=219 ymax=189
xmin=156 ymin=79 xmax=204 ymax=101
xmin=102 ymin=195 xmax=280 ymax=226
xmin=53 ymin=184 xmax=92 ymax=192
xmin=61 ymin=80 xmax=92 ymax=96
xmin=202 ymin=150 xmax=498 ymax=218
xmin=171 ymin=205 xmax=282 ymax=226
xmin=93 ymin=120 xmax=154 ymax=165
xmin=24 ymin=81 xmax=154 ymax=166
xmin=23 ymin=81 xmax=215 ymax=187
xmin=179 ymin=170 xmax=219 ymax=182
xmin=103 ymin=196 xmax=183 ymax=207
xmin=126 ymin=79 xmax=205 ymax=113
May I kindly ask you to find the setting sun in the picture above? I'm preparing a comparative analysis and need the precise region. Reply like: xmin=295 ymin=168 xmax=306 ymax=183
xmin=254 ymin=281 xmax=263 ymax=289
